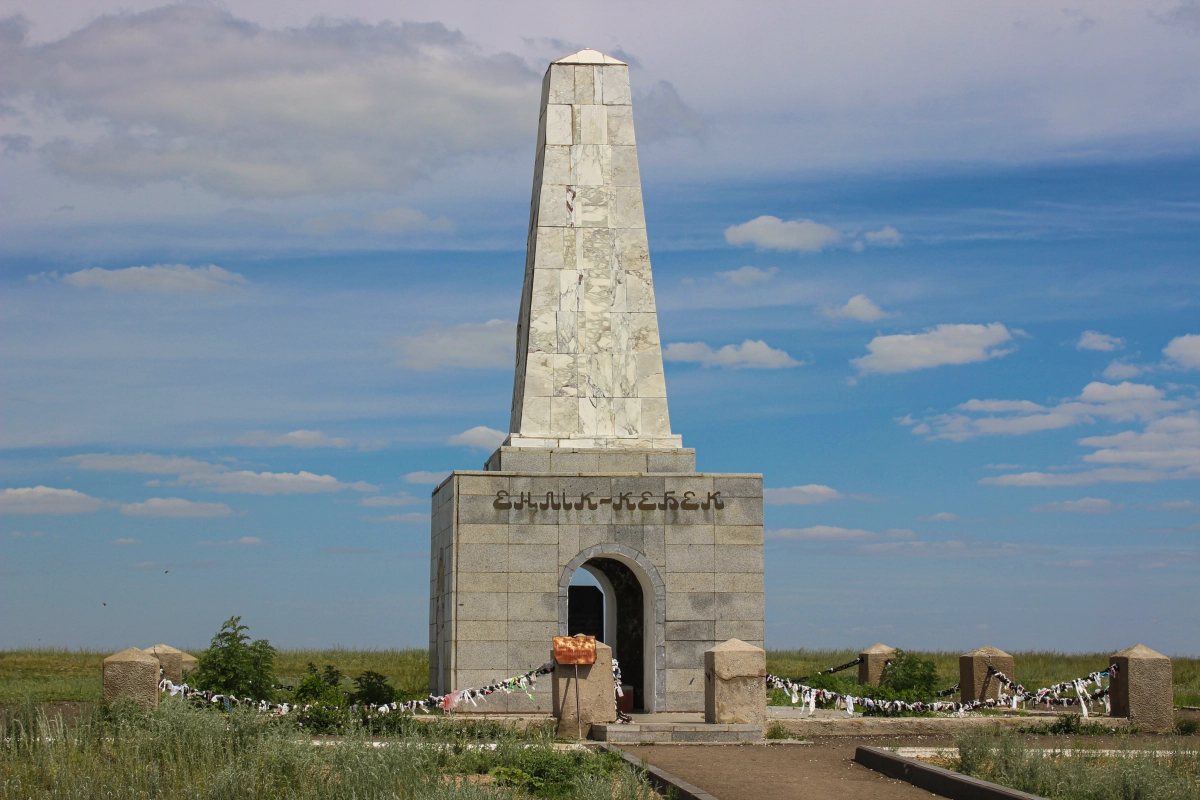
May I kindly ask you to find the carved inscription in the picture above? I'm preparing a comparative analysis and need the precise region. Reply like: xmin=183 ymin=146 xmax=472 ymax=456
xmin=492 ymin=489 xmax=723 ymax=512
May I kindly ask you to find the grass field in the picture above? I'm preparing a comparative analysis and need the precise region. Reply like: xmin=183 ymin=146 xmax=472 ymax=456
xmin=3 ymin=647 xmax=1198 ymax=707
xmin=954 ymin=729 xmax=1200 ymax=799
xmin=0 ymin=701 xmax=656 ymax=800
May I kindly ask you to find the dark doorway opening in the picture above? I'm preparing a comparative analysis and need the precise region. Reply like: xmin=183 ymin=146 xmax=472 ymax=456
xmin=567 ymin=557 xmax=646 ymax=711
xmin=567 ymin=585 xmax=604 ymax=640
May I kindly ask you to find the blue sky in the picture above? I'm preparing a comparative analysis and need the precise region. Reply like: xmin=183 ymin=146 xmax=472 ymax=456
xmin=2 ymin=1 xmax=1199 ymax=654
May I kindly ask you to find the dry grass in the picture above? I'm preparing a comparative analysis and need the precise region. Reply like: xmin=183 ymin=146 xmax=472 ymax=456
xmin=955 ymin=730 xmax=1200 ymax=799
xmin=0 ymin=701 xmax=657 ymax=800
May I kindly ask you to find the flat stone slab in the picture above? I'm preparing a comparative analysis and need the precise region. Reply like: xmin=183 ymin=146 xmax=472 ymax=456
xmin=592 ymin=722 xmax=762 ymax=743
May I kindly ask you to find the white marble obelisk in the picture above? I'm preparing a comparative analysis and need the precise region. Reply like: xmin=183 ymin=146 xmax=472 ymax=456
xmin=506 ymin=49 xmax=683 ymax=451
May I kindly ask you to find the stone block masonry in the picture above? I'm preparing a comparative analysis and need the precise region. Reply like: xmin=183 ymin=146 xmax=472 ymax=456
xmin=959 ymin=646 xmax=1014 ymax=703
xmin=858 ymin=643 xmax=894 ymax=687
xmin=705 ymin=638 xmax=766 ymax=726
xmin=103 ymin=647 xmax=160 ymax=710
xmin=1109 ymin=644 xmax=1173 ymax=732
xmin=553 ymin=640 xmax=617 ymax=738
xmin=430 ymin=468 xmax=764 ymax=713
xmin=428 ymin=49 xmax=764 ymax=715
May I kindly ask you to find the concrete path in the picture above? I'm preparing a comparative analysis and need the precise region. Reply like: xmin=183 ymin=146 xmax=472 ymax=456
xmin=624 ymin=740 xmax=943 ymax=800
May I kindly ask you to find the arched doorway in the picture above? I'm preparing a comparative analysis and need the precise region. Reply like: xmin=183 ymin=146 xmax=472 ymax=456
xmin=560 ymin=544 xmax=665 ymax=713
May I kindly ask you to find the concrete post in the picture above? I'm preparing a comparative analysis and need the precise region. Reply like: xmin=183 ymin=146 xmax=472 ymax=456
xmin=1109 ymin=644 xmax=1173 ymax=732
xmin=959 ymin=646 xmax=1014 ymax=703
xmin=103 ymin=647 xmax=161 ymax=709
xmin=552 ymin=641 xmax=616 ymax=738
xmin=704 ymin=638 xmax=766 ymax=726
xmin=858 ymin=643 xmax=895 ymax=686
xmin=144 ymin=645 xmax=184 ymax=684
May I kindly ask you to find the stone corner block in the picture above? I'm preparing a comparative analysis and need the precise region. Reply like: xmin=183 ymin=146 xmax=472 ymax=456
xmin=959 ymin=645 xmax=1014 ymax=703
xmin=552 ymin=641 xmax=617 ymax=738
xmin=103 ymin=647 xmax=160 ymax=709
xmin=858 ymin=643 xmax=895 ymax=687
xmin=704 ymin=638 xmax=766 ymax=725
xmin=144 ymin=644 xmax=184 ymax=684
xmin=1109 ymin=644 xmax=1173 ymax=732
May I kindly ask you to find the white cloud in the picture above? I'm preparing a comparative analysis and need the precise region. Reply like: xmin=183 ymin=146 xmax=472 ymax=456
xmin=236 ymin=430 xmax=352 ymax=449
xmin=863 ymin=226 xmax=903 ymax=245
xmin=4 ymin=7 xmax=543 ymax=197
xmin=981 ymin=468 xmax=1172 ymax=487
xmin=0 ymin=486 xmax=109 ymax=514
xmin=821 ymin=294 xmax=893 ymax=322
xmin=63 ymin=453 xmax=220 ymax=474
xmin=763 ymin=484 xmax=843 ymax=505
xmin=1078 ymin=412 xmax=1200 ymax=471
xmin=909 ymin=381 xmax=1183 ymax=442
xmin=663 ymin=339 xmax=801 ymax=369
xmin=62 ymin=264 xmax=246 ymax=292
xmin=65 ymin=452 xmax=375 ymax=495
xmin=920 ymin=512 xmax=959 ymax=521
xmin=365 ymin=512 xmax=429 ymax=524
xmin=1164 ymin=334 xmax=1200 ymax=369
xmin=180 ymin=470 xmax=376 ymax=495
xmin=858 ymin=538 xmax=1043 ymax=559
xmin=768 ymin=525 xmax=877 ymax=541
xmin=1077 ymin=330 xmax=1125 ymax=351
xmin=447 ymin=426 xmax=507 ymax=450
xmin=1031 ymin=498 xmax=1122 ymax=513
xmin=724 ymin=216 xmax=842 ymax=252
xmin=716 ymin=266 xmax=778 ymax=286
xmin=111 ymin=538 xmax=140 ymax=545
xmin=120 ymin=498 xmax=234 ymax=518
xmin=1103 ymin=361 xmax=1143 ymax=380
xmin=392 ymin=320 xmax=514 ymax=370
xmin=852 ymin=323 xmax=1014 ymax=374
xmin=198 ymin=536 xmax=264 ymax=546
xmin=360 ymin=493 xmax=421 ymax=508
xmin=405 ymin=471 xmax=450 ymax=485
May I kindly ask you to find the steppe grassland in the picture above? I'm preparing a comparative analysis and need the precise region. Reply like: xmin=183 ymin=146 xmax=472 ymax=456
xmin=3 ymin=648 xmax=1198 ymax=706
xmin=0 ymin=701 xmax=656 ymax=800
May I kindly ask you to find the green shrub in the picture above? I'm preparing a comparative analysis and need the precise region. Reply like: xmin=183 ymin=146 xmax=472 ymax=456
xmin=189 ymin=616 xmax=277 ymax=702
xmin=764 ymin=721 xmax=790 ymax=739
xmin=291 ymin=663 xmax=344 ymax=705
xmin=352 ymin=670 xmax=396 ymax=706
xmin=882 ymin=649 xmax=939 ymax=697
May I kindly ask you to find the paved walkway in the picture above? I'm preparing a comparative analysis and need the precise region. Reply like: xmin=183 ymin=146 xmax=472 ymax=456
xmin=624 ymin=740 xmax=942 ymax=800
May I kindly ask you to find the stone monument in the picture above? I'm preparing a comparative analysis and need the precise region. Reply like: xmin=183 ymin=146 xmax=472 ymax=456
xmin=704 ymin=639 xmax=767 ymax=725
xmin=1109 ymin=644 xmax=1173 ymax=732
xmin=552 ymin=640 xmax=617 ymax=737
xmin=429 ymin=49 xmax=765 ymax=713
xmin=103 ymin=647 xmax=161 ymax=709
xmin=858 ymin=643 xmax=894 ymax=687
xmin=959 ymin=645 xmax=1015 ymax=703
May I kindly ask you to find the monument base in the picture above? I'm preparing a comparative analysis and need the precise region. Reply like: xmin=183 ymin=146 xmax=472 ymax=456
xmin=430 ymin=448 xmax=764 ymax=714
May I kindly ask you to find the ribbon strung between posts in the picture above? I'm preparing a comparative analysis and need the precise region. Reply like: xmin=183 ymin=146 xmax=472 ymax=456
xmin=159 ymin=662 xmax=554 ymax=716
xmin=765 ymin=663 xmax=1113 ymax=717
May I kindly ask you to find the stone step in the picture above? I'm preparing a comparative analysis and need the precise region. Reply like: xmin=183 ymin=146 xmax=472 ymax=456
xmin=591 ymin=723 xmax=762 ymax=743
